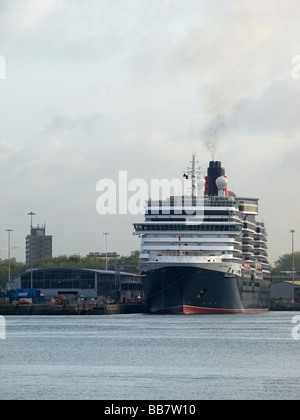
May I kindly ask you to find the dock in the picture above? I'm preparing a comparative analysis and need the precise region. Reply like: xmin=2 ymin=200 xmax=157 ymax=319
xmin=269 ymin=302 xmax=300 ymax=311
xmin=1 ymin=302 xmax=299 ymax=315
xmin=0 ymin=303 xmax=147 ymax=316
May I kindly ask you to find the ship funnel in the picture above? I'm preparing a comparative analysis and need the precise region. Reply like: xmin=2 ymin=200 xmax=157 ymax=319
xmin=206 ymin=161 xmax=226 ymax=196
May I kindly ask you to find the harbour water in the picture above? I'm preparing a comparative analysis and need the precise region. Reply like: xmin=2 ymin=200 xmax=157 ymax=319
xmin=0 ymin=312 xmax=299 ymax=400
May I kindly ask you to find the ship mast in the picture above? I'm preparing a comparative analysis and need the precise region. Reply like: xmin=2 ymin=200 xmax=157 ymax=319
xmin=183 ymin=154 xmax=205 ymax=198
xmin=185 ymin=153 xmax=203 ymax=198
xmin=191 ymin=153 xmax=197 ymax=197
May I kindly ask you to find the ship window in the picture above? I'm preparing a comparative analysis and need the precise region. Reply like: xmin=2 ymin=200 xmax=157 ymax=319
xmin=134 ymin=223 xmax=242 ymax=233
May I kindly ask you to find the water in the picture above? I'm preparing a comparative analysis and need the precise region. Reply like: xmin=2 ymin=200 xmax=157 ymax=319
xmin=0 ymin=312 xmax=299 ymax=400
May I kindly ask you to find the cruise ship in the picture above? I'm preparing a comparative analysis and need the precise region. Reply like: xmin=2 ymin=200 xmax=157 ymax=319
xmin=133 ymin=155 xmax=271 ymax=314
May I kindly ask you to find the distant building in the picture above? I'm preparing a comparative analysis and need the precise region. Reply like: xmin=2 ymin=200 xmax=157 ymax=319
xmin=271 ymin=272 xmax=300 ymax=302
xmin=271 ymin=279 xmax=300 ymax=303
xmin=26 ymin=224 xmax=52 ymax=266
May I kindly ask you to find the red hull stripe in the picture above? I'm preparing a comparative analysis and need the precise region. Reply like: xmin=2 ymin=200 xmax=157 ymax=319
xmin=158 ymin=305 xmax=269 ymax=314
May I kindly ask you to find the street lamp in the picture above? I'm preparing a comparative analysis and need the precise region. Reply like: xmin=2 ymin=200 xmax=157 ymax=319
xmin=28 ymin=212 xmax=36 ymax=289
xmin=290 ymin=229 xmax=295 ymax=304
xmin=5 ymin=229 xmax=13 ymax=283
xmin=103 ymin=232 xmax=109 ymax=270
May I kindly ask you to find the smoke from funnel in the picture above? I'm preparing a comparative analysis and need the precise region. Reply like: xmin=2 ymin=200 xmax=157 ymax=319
xmin=202 ymin=114 xmax=225 ymax=160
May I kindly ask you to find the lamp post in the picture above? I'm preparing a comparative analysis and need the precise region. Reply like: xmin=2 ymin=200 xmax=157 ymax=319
xmin=5 ymin=229 xmax=13 ymax=283
xmin=28 ymin=212 xmax=36 ymax=289
xmin=290 ymin=229 xmax=295 ymax=304
xmin=103 ymin=232 xmax=109 ymax=270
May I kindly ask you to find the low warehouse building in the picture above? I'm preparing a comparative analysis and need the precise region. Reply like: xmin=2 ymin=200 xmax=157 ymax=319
xmin=7 ymin=267 xmax=143 ymax=301
xmin=271 ymin=280 xmax=300 ymax=303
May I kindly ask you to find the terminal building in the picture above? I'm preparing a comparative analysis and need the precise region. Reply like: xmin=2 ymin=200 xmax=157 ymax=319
xmin=7 ymin=267 xmax=143 ymax=301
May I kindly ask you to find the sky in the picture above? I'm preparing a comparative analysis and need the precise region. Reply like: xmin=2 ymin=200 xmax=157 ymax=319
xmin=0 ymin=0 xmax=300 ymax=264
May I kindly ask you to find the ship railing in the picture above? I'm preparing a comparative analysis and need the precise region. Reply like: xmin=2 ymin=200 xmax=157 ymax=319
xmin=146 ymin=255 xmax=225 ymax=263
xmin=147 ymin=197 xmax=238 ymax=209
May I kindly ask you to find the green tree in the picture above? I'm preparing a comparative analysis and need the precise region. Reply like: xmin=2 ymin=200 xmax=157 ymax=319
xmin=0 ymin=259 xmax=26 ymax=290
xmin=33 ymin=254 xmax=107 ymax=270
xmin=118 ymin=250 xmax=140 ymax=265
xmin=274 ymin=252 xmax=300 ymax=272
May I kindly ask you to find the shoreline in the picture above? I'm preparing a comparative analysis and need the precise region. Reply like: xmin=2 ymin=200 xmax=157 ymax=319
xmin=1 ymin=302 xmax=300 ymax=315
xmin=0 ymin=303 xmax=147 ymax=316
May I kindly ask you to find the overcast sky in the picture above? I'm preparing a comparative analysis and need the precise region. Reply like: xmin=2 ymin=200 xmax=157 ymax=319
xmin=0 ymin=0 xmax=300 ymax=264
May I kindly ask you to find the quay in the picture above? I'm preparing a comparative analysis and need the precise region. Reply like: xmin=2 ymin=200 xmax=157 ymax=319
xmin=0 ymin=303 xmax=147 ymax=316
xmin=1 ymin=301 xmax=300 ymax=315
xmin=269 ymin=302 xmax=300 ymax=311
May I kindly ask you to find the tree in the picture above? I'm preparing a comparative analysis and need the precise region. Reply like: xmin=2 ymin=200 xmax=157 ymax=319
xmin=0 ymin=259 xmax=26 ymax=290
xmin=118 ymin=250 xmax=140 ymax=265
xmin=33 ymin=254 xmax=107 ymax=270
xmin=274 ymin=252 xmax=300 ymax=273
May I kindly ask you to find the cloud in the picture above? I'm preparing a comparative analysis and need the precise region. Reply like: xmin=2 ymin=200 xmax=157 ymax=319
xmin=1 ymin=0 xmax=300 ymax=262
xmin=0 ymin=0 xmax=60 ymax=41
xmin=18 ymin=0 xmax=58 ymax=30
xmin=177 ymin=0 xmax=300 ymax=158
xmin=0 ymin=141 xmax=19 ymax=163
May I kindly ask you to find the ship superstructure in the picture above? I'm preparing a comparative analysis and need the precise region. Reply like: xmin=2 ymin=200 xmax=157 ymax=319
xmin=134 ymin=155 xmax=270 ymax=314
